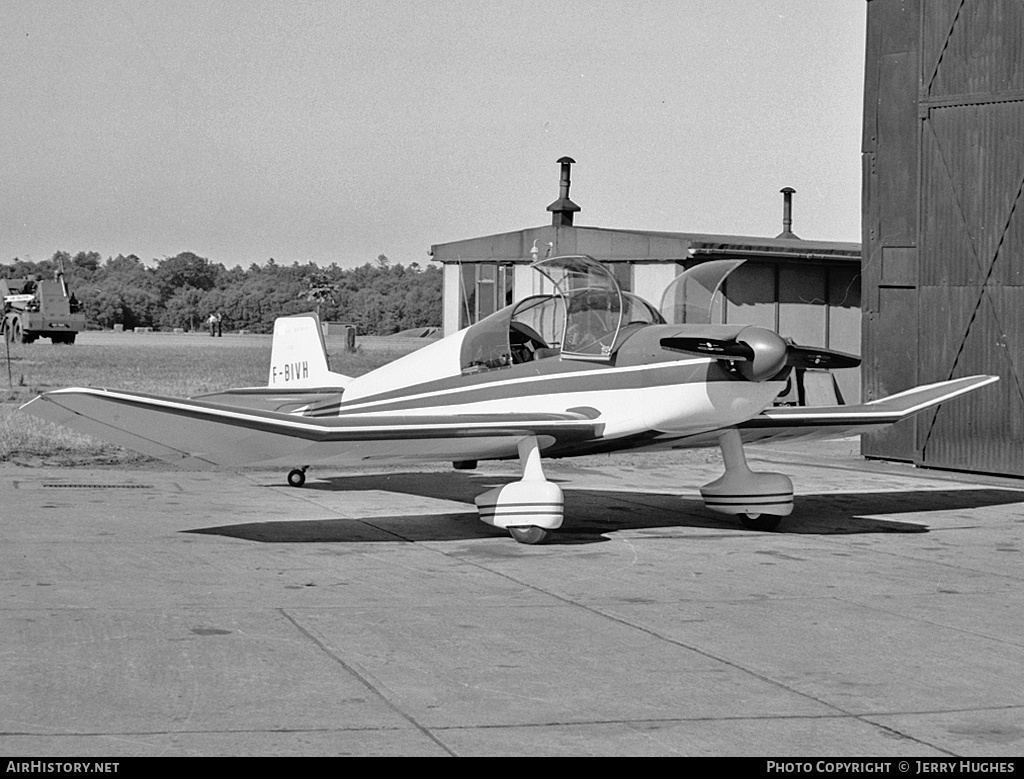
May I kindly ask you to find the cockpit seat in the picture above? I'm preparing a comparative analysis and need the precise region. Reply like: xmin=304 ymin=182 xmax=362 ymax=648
xmin=510 ymin=321 xmax=554 ymax=364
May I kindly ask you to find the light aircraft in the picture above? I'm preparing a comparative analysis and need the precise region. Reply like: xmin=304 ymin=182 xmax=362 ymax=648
xmin=22 ymin=256 xmax=997 ymax=544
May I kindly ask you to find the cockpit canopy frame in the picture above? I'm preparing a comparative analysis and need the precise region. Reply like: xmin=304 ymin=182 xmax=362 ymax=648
xmin=531 ymin=255 xmax=624 ymax=362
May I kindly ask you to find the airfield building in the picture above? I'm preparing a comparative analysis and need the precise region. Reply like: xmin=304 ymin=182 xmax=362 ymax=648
xmin=432 ymin=159 xmax=863 ymax=404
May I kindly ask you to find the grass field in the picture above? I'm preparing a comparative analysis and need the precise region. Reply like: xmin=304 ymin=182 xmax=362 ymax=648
xmin=0 ymin=331 xmax=428 ymax=465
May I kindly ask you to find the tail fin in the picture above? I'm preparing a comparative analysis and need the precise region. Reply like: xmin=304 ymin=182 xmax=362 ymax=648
xmin=269 ymin=313 xmax=352 ymax=388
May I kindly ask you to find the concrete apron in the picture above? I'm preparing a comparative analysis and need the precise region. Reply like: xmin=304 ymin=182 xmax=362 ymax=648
xmin=1 ymin=440 xmax=1022 ymax=756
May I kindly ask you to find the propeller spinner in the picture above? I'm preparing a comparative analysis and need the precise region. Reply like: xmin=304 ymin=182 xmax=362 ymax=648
xmin=660 ymin=326 xmax=860 ymax=381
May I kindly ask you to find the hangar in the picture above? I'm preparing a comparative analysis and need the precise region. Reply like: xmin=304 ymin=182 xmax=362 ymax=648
xmin=863 ymin=0 xmax=1024 ymax=477
xmin=431 ymin=158 xmax=863 ymax=404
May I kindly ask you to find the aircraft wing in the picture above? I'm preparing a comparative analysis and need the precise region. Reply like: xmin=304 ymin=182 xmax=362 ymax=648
xmin=21 ymin=387 xmax=603 ymax=469
xmin=662 ymin=375 xmax=997 ymax=448
xmin=731 ymin=374 xmax=998 ymax=444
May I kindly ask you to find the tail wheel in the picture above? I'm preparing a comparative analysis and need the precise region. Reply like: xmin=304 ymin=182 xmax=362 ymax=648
xmin=287 ymin=467 xmax=307 ymax=488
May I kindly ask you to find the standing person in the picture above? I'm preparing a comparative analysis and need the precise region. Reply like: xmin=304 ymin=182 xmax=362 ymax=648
xmin=215 ymin=312 xmax=223 ymax=337
xmin=207 ymin=313 xmax=217 ymax=337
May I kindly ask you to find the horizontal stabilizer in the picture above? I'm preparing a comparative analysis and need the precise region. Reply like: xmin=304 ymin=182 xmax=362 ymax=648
xmin=193 ymin=386 xmax=346 ymax=414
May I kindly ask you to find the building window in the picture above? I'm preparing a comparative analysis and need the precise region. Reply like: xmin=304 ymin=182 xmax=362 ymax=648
xmin=459 ymin=262 xmax=515 ymax=328
xmin=606 ymin=262 xmax=633 ymax=292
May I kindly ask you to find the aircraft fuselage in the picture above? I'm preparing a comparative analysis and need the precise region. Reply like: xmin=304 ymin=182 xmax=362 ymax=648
xmin=306 ymin=324 xmax=788 ymax=460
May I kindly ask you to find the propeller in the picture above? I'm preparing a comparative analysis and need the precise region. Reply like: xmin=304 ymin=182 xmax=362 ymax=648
xmin=660 ymin=326 xmax=860 ymax=381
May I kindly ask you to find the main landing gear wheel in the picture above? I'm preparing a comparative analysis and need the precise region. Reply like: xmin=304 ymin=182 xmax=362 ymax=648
xmin=507 ymin=525 xmax=550 ymax=545
xmin=287 ymin=467 xmax=307 ymax=488
xmin=740 ymin=513 xmax=782 ymax=531
xmin=475 ymin=436 xmax=563 ymax=544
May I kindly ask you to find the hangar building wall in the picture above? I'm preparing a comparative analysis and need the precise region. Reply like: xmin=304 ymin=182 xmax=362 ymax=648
xmin=863 ymin=0 xmax=1024 ymax=475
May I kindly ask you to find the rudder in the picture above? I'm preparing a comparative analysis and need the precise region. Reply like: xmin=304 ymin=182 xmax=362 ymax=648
xmin=268 ymin=313 xmax=352 ymax=388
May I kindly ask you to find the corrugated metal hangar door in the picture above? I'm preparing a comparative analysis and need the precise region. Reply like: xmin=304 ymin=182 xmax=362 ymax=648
xmin=863 ymin=0 xmax=1024 ymax=476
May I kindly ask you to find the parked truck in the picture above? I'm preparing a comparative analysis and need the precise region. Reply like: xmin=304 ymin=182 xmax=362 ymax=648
xmin=1 ymin=271 xmax=86 ymax=344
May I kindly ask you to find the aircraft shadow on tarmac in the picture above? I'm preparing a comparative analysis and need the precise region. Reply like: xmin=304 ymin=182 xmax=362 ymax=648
xmin=186 ymin=471 xmax=1024 ymax=546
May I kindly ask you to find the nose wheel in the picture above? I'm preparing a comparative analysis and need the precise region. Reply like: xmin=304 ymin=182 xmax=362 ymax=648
xmin=287 ymin=467 xmax=308 ymax=487
xmin=701 ymin=429 xmax=793 ymax=529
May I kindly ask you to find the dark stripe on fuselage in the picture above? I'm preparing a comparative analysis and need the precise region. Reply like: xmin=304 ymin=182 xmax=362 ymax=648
xmin=312 ymin=357 xmax=730 ymax=418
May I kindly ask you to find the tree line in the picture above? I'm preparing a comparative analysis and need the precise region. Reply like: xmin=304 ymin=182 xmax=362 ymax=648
xmin=0 ymin=251 xmax=442 ymax=335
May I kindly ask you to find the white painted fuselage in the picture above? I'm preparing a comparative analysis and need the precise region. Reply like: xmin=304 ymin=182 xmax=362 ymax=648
xmin=303 ymin=326 xmax=787 ymax=462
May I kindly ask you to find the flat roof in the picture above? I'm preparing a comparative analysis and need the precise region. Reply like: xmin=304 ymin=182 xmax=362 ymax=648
xmin=432 ymin=224 xmax=861 ymax=264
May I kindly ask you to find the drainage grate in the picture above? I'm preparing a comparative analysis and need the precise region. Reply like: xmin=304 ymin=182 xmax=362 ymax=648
xmin=42 ymin=483 xmax=154 ymax=490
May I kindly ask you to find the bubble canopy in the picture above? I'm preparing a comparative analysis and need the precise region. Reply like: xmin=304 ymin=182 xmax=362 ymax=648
xmin=458 ymin=255 xmax=663 ymax=374
xmin=658 ymin=259 xmax=744 ymax=325
xmin=532 ymin=255 xmax=624 ymax=361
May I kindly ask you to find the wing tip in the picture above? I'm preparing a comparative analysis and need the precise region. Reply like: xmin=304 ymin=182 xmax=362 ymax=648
xmin=865 ymin=374 xmax=999 ymax=407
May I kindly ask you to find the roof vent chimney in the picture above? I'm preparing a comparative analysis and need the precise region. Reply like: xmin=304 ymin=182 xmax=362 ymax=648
xmin=776 ymin=187 xmax=800 ymax=240
xmin=546 ymin=156 xmax=581 ymax=226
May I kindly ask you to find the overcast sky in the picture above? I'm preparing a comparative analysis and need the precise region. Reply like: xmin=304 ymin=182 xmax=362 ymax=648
xmin=1 ymin=1 xmax=866 ymax=269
